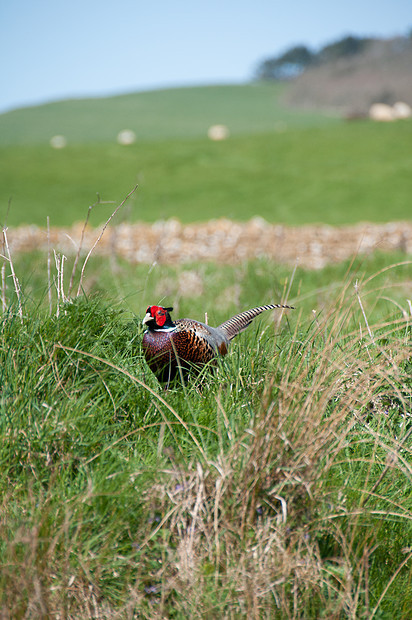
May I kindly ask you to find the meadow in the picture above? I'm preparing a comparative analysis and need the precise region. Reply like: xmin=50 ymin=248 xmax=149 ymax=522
xmin=0 ymin=245 xmax=411 ymax=618
xmin=0 ymin=85 xmax=411 ymax=228
xmin=0 ymin=85 xmax=411 ymax=617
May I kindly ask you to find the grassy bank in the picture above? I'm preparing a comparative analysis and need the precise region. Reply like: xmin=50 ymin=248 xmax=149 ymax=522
xmin=0 ymin=249 xmax=411 ymax=617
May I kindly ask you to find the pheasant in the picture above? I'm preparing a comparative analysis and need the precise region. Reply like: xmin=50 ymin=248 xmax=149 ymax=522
xmin=142 ymin=303 xmax=294 ymax=385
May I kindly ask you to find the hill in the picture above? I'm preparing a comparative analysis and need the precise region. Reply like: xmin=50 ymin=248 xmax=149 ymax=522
xmin=0 ymin=83 xmax=335 ymax=147
xmin=0 ymin=83 xmax=411 ymax=230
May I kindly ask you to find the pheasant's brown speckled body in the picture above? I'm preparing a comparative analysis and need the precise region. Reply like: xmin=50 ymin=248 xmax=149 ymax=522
xmin=142 ymin=303 xmax=294 ymax=385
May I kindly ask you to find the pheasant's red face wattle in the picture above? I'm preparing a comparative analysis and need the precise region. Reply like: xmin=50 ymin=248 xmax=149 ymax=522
xmin=153 ymin=306 xmax=167 ymax=327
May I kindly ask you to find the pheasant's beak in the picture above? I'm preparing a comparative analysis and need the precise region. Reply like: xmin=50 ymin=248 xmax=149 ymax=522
xmin=142 ymin=312 xmax=154 ymax=326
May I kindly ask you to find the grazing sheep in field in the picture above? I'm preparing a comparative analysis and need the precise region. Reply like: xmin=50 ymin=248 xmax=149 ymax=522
xmin=207 ymin=124 xmax=229 ymax=140
xmin=392 ymin=101 xmax=411 ymax=119
xmin=50 ymin=135 xmax=67 ymax=148
xmin=117 ymin=129 xmax=136 ymax=145
xmin=369 ymin=103 xmax=395 ymax=122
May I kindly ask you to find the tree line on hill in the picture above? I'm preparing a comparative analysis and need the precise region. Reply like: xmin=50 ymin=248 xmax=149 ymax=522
xmin=255 ymin=30 xmax=412 ymax=114
xmin=256 ymin=31 xmax=412 ymax=81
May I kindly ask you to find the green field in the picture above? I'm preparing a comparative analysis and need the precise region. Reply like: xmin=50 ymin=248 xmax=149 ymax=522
xmin=1 ymin=119 xmax=412 ymax=227
xmin=0 ymin=249 xmax=411 ymax=617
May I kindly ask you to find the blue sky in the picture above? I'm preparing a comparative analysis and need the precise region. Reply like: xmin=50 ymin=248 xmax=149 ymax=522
xmin=1 ymin=0 xmax=411 ymax=113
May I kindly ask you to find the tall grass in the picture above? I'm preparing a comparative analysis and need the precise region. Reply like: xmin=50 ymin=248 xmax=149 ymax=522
xmin=0 ymin=235 xmax=410 ymax=617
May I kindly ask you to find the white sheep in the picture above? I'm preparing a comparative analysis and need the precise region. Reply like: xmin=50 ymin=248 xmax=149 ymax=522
xmin=392 ymin=101 xmax=411 ymax=119
xmin=50 ymin=135 xmax=67 ymax=148
xmin=369 ymin=103 xmax=395 ymax=122
xmin=117 ymin=129 xmax=136 ymax=145
xmin=207 ymin=124 xmax=229 ymax=141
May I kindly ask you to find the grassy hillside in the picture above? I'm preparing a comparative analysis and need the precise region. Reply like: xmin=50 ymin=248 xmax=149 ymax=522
xmin=1 ymin=119 xmax=411 ymax=227
xmin=0 ymin=83 xmax=335 ymax=147
xmin=0 ymin=249 xmax=411 ymax=617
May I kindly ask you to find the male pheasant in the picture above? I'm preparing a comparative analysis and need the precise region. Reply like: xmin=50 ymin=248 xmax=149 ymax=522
xmin=142 ymin=303 xmax=294 ymax=385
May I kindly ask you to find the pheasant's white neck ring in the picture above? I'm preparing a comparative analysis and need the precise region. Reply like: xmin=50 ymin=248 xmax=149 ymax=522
xmin=154 ymin=326 xmax=177 ymax=333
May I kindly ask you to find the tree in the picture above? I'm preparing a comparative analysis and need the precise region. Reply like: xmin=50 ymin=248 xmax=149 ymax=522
xmin=256 ymin=45 xmax=314 ymax=81
xmin=318 ymin=36 xmax=372 ymax=63
xmin=255 ymin=35 xmax=377 ymax=82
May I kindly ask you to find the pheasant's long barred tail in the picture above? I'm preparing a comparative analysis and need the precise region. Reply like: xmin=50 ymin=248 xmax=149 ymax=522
xmin=218 ymin=303 xmax=294 ymax=341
